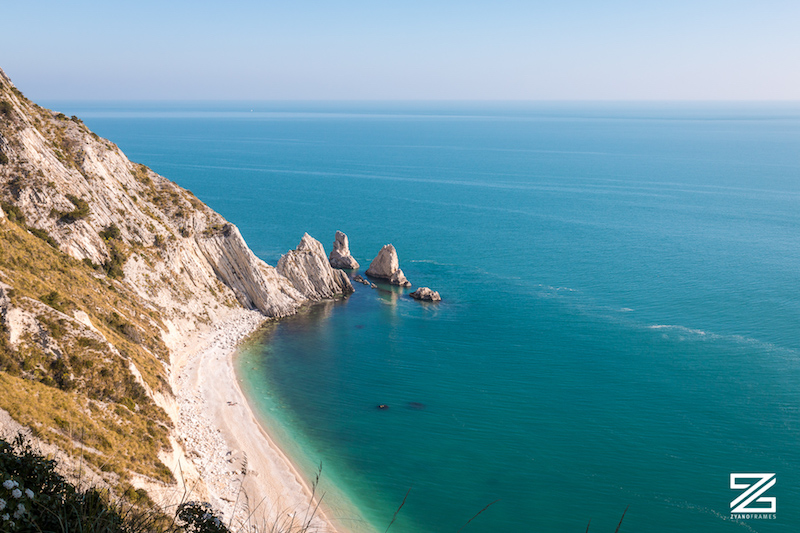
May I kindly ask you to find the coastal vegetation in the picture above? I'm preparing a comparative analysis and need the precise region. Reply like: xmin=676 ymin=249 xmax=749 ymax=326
xmin=0 ymin=218 xmax=173 ymax=483
xmin=0 ymin=434 xmax=333 ymax=533
xmin=0 ymin=434 xmax=213 ymax=532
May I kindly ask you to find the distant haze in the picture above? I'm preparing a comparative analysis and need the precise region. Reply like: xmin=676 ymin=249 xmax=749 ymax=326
xmin=3 ymin=0 xmax=799 ymax=101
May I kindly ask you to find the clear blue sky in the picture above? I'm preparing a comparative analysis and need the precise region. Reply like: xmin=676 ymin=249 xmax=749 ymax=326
xmin=2 ymin=0 xmax=798 ymax=100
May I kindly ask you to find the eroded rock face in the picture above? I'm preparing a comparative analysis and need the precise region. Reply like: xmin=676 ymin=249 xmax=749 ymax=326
xmin=329 ymin=230 xmax=359 ymax=269
xmin=366 ymin=244 xmax=411 ymax=286
xmin=0 ymin=67 xmax=320 ymax=329
xmin=277 ymin=233 xmax=354 ymax=300
xmin=410 ymin=287 xmax=441 ymax=302
xmin=198 ymin=226 xmax=304 ymax=317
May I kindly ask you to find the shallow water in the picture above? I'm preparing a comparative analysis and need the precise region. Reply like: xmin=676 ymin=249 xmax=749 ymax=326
xmin=52 ymin=101 xmax=800 ymax=532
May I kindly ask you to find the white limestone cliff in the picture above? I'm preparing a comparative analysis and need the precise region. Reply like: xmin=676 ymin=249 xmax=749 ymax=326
xmin=0 ymin=66 xmax=349 ymax=333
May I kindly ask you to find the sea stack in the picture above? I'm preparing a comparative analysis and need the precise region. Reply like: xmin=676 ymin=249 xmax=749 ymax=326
xmin=328 ymin=230 xmax=359 ymax=269
xmin=410 ymin=287 xmax=441 ymax=302
xmin=365 ymin=244 xmax=411 ymax=287
xmin=277 ymin=233 xmax=354 ymax=300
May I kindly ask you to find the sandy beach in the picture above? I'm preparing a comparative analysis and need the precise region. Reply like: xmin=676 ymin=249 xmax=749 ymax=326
xmin=170 ymin=309 xmax=341 ymax=532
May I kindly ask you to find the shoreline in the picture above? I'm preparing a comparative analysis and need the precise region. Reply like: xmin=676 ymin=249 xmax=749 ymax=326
xmin=170 ymin=308 xmax=343 ymax=532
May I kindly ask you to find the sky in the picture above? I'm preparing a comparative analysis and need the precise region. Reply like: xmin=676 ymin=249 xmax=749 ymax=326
xmin=1 ymin=0 xmax=798 ymax=101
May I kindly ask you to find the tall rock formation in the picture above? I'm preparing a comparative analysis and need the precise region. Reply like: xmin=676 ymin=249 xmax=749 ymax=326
xmin=197 ymin=225 xmax=303 ymax=317
xmin=277 ymin=233 xmax=354 ymax=300
xmin=328 ymin=230 xmax=359 ymax=269
xmin=366 ymin=244 xmax=411 ymax=287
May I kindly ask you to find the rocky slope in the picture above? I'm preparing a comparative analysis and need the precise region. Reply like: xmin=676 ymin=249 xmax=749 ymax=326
xmin=0 ymin=67 xmax=350 ymax=497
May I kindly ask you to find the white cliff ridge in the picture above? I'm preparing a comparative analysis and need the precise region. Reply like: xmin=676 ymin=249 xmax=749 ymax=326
xmin=0 ymin=66 xmax=348 ymax=330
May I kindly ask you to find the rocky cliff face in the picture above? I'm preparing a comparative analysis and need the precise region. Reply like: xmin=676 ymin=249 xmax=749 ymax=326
xmin=0 ymin=67 xmax=349 ymax=491
xmin=0 ymin=67 xmax=321 ymax=335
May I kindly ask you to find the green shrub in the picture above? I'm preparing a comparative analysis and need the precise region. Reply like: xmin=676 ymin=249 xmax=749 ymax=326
xmin=177 ymin=502 xmax=228 ymax=533
xmin=0 ymin=151 xmax=8 ymax=165
xmin=99 ymin=223 xmax=121 ymax=241
xmin=0 ymin=434 xmax=119 ymax=532
xmin=0 ymin=99 xmax=11 ymax=116
xmin=28 ymin=226 xmax=58 ymax=248
xmin=105 ymin=312 xmax=141 ymax=343
xmin=0 ymin=434 xmax=177 ymax=533
xmin=102 ymin=241 xmax=126 ymax=279
xmin=58 ymin=194 xmax=90 ymax=223
xmin=81 ymin=257 xmax=101 ymax=270
xmin=1 ymin=201 xmax=25 ymax=225
xmin=39 ymin=290 xmax=64 ymax=311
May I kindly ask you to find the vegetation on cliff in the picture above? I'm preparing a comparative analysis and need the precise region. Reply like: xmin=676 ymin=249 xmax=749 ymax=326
xmin=0 ymin=79 xmax=178 ymax=486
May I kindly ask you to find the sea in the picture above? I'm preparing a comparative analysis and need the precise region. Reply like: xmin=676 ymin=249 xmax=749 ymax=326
xmin=46 ymin=100 xmax=800 ymax=532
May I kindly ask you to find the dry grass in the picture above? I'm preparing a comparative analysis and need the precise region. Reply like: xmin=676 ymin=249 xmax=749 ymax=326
xmin=0 ymin=213 xmax=174 ymax=484
xmin=0 ymin=373 xmax=172 ymax=483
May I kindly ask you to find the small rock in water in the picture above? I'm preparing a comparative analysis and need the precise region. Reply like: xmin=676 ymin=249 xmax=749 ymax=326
xmin=377 ymin=404 xmax=389 ymax=410
xmin=370 ymin=283 xmax=377 ymax=289
xmin=409 ymin=287 xmax=442 ymax=302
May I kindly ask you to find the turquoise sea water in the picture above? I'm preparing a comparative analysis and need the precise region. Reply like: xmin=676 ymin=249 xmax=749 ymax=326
xmin=50 ymin=101 xmax=800 ymax=532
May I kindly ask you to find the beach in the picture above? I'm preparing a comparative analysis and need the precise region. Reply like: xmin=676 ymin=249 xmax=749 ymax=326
xmin=169 ymin=308 xmax=340 ymax=532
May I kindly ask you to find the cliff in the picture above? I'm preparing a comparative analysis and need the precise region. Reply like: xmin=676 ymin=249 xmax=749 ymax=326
xmin=0 ymin=67 xmax=349 ymax=498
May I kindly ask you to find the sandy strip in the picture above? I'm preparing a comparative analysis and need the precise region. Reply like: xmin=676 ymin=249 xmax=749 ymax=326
xmin=172 ymin=309 xmax=340 ymax=532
